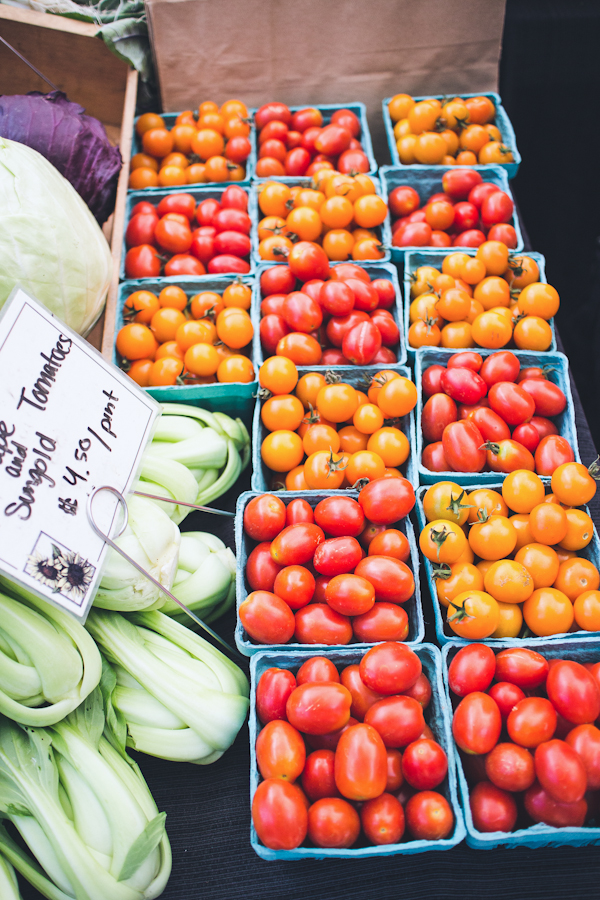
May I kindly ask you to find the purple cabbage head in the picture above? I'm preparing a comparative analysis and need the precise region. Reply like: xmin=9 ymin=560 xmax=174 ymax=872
xmin=0 ymin=91 xmax=122 ymax=224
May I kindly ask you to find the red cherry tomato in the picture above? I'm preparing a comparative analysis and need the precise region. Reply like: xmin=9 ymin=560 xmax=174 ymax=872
xmin=126 ymin=213 xmax=158 ymax=247
xmin=244 ymin=494 xmax=286 ymax=540
xmin=296 ymin=656 xmax=340 ymax=685
xmin=507 ymin=698 xmax=557 ymax=748
xmin=353 ymin=556 xmax=415 ymax=604
xmin=256 ymin=719 xmax=306 ymax=782
xmin=256 ymin=667 xmax=297 ymax=724
xmin=566 ymin=725 xmax=600 ymax=789
xmin=273 ymin=565 xmax=315 ymax=610
xmin=488 ymin=381 xmax=536 ymax=426
xmin=125 ymin=244 xmax=161 ymax=279
xmin=221 ymin=184 xmax=249 ymax=211
xmin=448 ymin=644 xmax=496 ymax=697
xmin=495 ymin=648 xmax=549 ymax=689
xmin=359 ymin=642 xmax=422 ymax=695
xmin=534 ymin=739 xmax=587 ymax=803
xmin=239 ymin=591 xmax=295 ymax=644
xmin=512 ymin=422 xmax=541 ymax=453
xmin=339 ymin=664 xmax=383 ymax=720
xmin=288 ymin=241 xmax=331 ymax=282
xmin=358 ymin=477 xmax=415 ymax=524
xmin=442 ymin=420 xmax=486 ymax=472
xmin=364 ymin=696 xmax=425 ymax=748
xmin=261 ymin=265 xmax=296 ymax=295
xmin=486 ymin=438 xmax=535 ymax=473
xmin=313 ymin=496 xmax=364 ymax=538
xmin=286 ymin=682 xmax=352 ymax=735
xmin=524 ymin=782 xmax=587 ymax=828
xmin=441 ymin=367 xmax=487 ymax=405
xmin=307 ymin=797 xmax=361 ymax=849
xmin=270 ymin=523 xmax=325 ymax=565
xmin=469 ymin=407 xmax=511 ymax=443
xmin=479 ymin=351 xmax=520 ymax=387
xmin=469 ymin=781 xmax=517 ymax=833
xmin=488 ymin=682 xmax=526 ymax=721
xmin=402 ymin=739 xmax=448 ymax=790
xmin=342 ymin=321 xmax=382 ymax=365
xmin=442 ymin=168 xmax=483 ymax=200
xmin=285 ymin=498 xmax=314 ymax=526
xmin=485 ymin=742 xmax=535 ymax=792
xmin=334 ymin=723 xmax=388 ymax=800
xmin=405 ymin=791 xmax=454 ymax=840
xmin=305 ymin=716 xmax=359 ymax=752
xmin=447 ymin=351 xmax=483 ymax=372
xmin=422 ymin=365 xmax=446 ymax=397
xmin=360 ymin=793 xmax=405 ymax=845
xmin=301 ymin=749 xmax=339 ymax=801
xmin=422 ymin=394 xmax=458 ymax=443
xmin=352 ymin=603 xmax=410 ymax=643
xmin=534 ymin=435 xmax=575 ymax=476
xmin=313 ymin=536 xmax=363 ymax=576
xmin=252 ymin=778 xmax=308 ymax=850
xmin=546 ymin=660 xmax=600 ymax=725
xmin=452 ymin=692 xmax=502 ymax=755
xmin=518 ymin=379 xmax=566 ymax=417
xmin=481 ymin=191 xmax=514 ymax=227
xmin=325 ymin=574 xmax=375 ymax=616
xmin=294 ymin=604 xmax=353 ymax=645
xmin=246 ymin=542 xmax=283 ymax=591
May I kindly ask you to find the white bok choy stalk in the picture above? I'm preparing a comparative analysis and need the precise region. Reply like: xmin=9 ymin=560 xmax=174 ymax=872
xmin=0 ymin=853 xmax=21 ymax=900
xmin=161 ymin=532 xmax=236 ymax=625
xmin=136 ymin=405 xmax=250 ymax=523
xmin=0 ymin=587 xmax=101 ymax=726
xmin=93 ymin=495 xmax=180 ymax=612
xmin=0 ymin=688 xmax=172 ymax=900
xmin=86 ymin=609 xmax=249 ymax=765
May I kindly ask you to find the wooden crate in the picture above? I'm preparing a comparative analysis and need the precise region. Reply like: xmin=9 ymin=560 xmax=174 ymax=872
xmin=0 ymin=4 xmax=138 ymax=353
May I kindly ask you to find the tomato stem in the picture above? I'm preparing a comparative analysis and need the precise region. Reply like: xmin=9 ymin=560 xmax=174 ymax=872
xmin=432 ymin=563 xmax=452 ymax=580
xmin=589 ymin=456 xmax=600 ymax=480
xmin=446 ymin=490 xmax=473 ymax=518
xmin=448 ymin=601 xmax=474 ymax=623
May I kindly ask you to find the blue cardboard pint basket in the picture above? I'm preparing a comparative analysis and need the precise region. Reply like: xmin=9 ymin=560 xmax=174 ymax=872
xmin=403 ymin=249 xmax=554 ymax=363
xmin=121 ymin=184 xmax=258 ymax=281
xmin=235 ymin=489 xmax=425 ymax=656
xmin=252 ymin=175 xmax=389 ymax=267
xmin=251 ymin=102 xmax=377 ymax=178
xmin=251 ymin=364 xmax=416 ymax=493
xmin=382 ymin=92 xmax=521 ymax=178
xmin=115 ymin=276 xmax=259 ymax=420
xmin=442 ymin=638 xmax=600 ymax=849
xmin=415 ymin=483 xmax=600 ymax=647
xmin=253 ymin=260 xmax=405 ymax=366
xmin=379 ymin=164 xmax=523 ymax=265
xmin=249 ymin=643 xmax=465 ymax=859
xmin=415 ymin=347 xmax=580 ymax=485
xmin=131 ymin=111 xmax=256 ymax=189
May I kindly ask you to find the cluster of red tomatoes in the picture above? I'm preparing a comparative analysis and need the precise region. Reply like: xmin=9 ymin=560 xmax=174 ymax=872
xmin=410 ymin=248 xmax=556 ymax=352
xmin=390 ymin=169 xmax=517 ymax=250
xmin=116 ymin=281 xmax=254 ymax=387
xmin=258 ymin=362 xmax=417 ymax=489
xmin=387 ymin=93 xmax=514 ymax=167
xmin=252 ymin=642 xmax=454 ymax=850
xmin=449 ymin=644 xmax=600 ymax=833
xmin=257 ymin=175 xmax=387 ymax=264
xmin=124 ymin=186 xmax=252 ymax=280
xmin=240 ymin=485 xmax=416 ymax=647
xmin=254 ymin=103 xmax=371 ymax=179
xmin=421 ymin=351 xmax=573 ymax=475
xmin=129 ymin=99 xmax=251 ymax=189
xmin=420 ymin=466 xmax=598 ymax=639
xmin=259 ymin=262 xmax=400 ymax=368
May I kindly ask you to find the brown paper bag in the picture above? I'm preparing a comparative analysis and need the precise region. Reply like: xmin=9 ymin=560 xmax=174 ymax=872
xmin=146 ymin=0 xmax=506 ymax=161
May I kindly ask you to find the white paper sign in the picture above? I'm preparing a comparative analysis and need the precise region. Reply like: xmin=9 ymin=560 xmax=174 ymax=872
xmin=0 ymin=288 xmax=160 ymax=619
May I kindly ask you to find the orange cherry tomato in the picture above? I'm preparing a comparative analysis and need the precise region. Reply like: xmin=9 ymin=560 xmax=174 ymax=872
xmin=367 ymin=428 xmax=410 ymax=468
xmin=126 ymin=358 xmax=153 ymax=386
xmin=466 ymin=488 xmax=508 ymax=523
xmin=303 ymin=424 xmax=341 ymax=456
xmin=529 ymin=503 xmax=568 ymax=546
xmin=295 ymin=372 xmax=327 ymax=409
xmin=261 ymin=430 xmax=304 ymax=472
xmin=176 ymin=318 xmax=216 ymax=351
xmin=338 ymin=425 xmax=369 ymax=454
xmin=259 ymin=357 xmax=298 ymax=395
xmin=190 ymin=291 xmax=224 ymax=319
xmin=483 ymin=559 xmax=534 ymax=604
xmin=124 ymin=290 xmax=160 ymax=324
xmin=344 ymin=450 xmax=386 ymax=485
xmin=158 ymin=285 xmax=188 ymax=311
xmin=276 ymin=333 xmax=323 ymax=366
xmin=148 ymin=356 xmax=184 ymax=386
xmin=304 ymin=450 xmax=348 ymax=489
xmin=116 ymin=322 xmax=158 ymax=360
xmin=436 ymin=562 xmax=484 ymax=608
xmin=514 ymin=544 xmax=560 ymax=589
xmin=573 ymin=591 xmax=600 ymax=632
xmin=468 ymin=515 xmax=517 ymax=560
xmin=523 ymin=588 xmax=574 ymax=636
xmin=128 ymin=167 xmax=159 ymax=189
xmin=551 ymin=462 xmax=597 ymax=506
xmin=419 ymin=520 xmax=467 ymax=564
xmin=285 ymin=465 xmax=308 ymax=490
xmin=130 ymin=153 xmax=159 ymax=172
xmin=559 ymin=509 xmax=594 ymax=551
xmin=136 ymin=112 xmax=166 ymax=136
xmin=261 ymin=394 xmax=305 ymax=432
xmin=216 ymin=308 xmax=254 ymax=349
xmin=217 ymin=355 xmax=254 ymax=383
xmin=502 ymin=471 xmax=545 ymax=514
xmin=376 ymin=377 xmax=417 ymax=418
xmin=222 ymin=281 xmax=252 ymax=309
xmin=554 ymin=558 xmax=600 ymax=601
xmin=446 ymin=590 xmax=499 ymax=640
xmin=155 ymin=341 xmax=185 ymax=362
xmin=184 ymin=343 xmax=220 ymax=376
xmin=317 ymin=384 xmax=359 ymax=424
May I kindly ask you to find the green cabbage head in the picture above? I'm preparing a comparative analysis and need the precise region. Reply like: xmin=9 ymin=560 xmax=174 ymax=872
xmin=0 ymin=137 xmax=112 ymax=335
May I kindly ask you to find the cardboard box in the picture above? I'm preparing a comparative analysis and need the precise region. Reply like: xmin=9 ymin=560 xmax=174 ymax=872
xmin=146 ymin=0 xmax=506 ymax=161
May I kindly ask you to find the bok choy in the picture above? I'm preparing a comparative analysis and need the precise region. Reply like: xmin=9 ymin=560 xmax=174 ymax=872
xmin=163 ymin=532 xmax=236 ymax=625
xmin=87 ymin=609 xmax=249 ymax=765
xmin=0 ymin=688 xmax=172 ymax=900
xmin=0 ymin=587 xmax=102 ymax=726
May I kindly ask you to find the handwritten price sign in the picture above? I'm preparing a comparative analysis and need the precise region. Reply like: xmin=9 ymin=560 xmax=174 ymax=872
xmin=0 ymin=288 xmax=160 ymax=618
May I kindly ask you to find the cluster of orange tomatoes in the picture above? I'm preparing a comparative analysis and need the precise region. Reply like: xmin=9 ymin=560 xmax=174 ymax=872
xmin=129 ymin=99 xmax=251 ymax=189
xmin=419 ymin=466 xmax=598 ymax=640
xmin=116 ymin=280 xmax=255 ymax=387
xmin=257 ymin=359 xmax=417 ymax=490
xmin=257 ymin=173 xmax=388 ymax=263
xmin=387 ymin=93 xmax=515 ymax=167
xmin=409 ymin=246 xmax=557 ymax=352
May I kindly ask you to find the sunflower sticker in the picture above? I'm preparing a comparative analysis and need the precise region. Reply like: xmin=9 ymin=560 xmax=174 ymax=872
xmin=25 ymin=533 xmax=95 ymax=607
